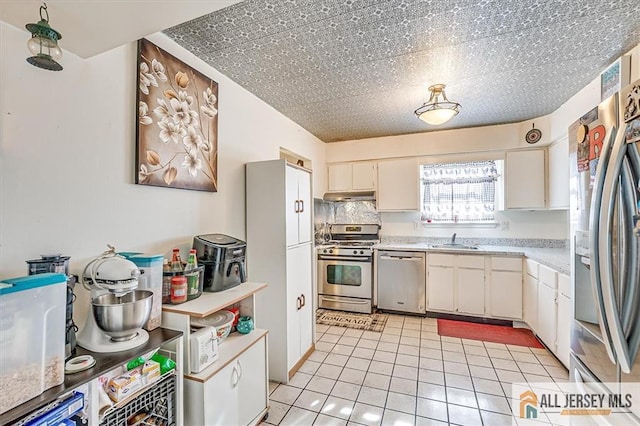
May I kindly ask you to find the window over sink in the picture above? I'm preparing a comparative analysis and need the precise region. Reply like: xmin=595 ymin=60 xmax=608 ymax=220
xmin=420 ymin=160 xmax=501 ymax=224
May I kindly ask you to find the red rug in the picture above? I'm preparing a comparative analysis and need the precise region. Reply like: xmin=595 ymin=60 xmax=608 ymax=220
xmin=437 ymin=319 xmax=544 ymax=348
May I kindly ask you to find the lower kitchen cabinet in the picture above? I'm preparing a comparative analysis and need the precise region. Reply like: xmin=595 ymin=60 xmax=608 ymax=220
xmin=427 ymin=255 xmax=455 ymax=311
xmin=162 ymin=282 xmax=269 ymax=426
xmin=427 ymin=253 xmax=522 ymax=320
xmin=489 ymin=257 xmax=523 ymax=319
xmin=185 ymin=334 xmax=268 ymax=426
xmin=428 ymin=265 xmax=455 ymax=311
xmin=456 ymin=266 xmax=485 ymax=315
xmin=286 ymin=243 xmax=314 ymax=373
xmin=536 ymin=264 xmax=559 ymax=353
xmin=523 ymin=259 xmax=539 ymax=332
xmin=556 ymin=273 xmax=571 ymax=368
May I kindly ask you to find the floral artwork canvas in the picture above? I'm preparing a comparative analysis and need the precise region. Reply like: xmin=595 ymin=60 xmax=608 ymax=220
xmin=135 ymin=38 xmax=218 ymax=191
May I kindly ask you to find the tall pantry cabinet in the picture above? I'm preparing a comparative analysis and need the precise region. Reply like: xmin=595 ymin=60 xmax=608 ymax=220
xmin=246 ymin=159 xmax=315 ymax=383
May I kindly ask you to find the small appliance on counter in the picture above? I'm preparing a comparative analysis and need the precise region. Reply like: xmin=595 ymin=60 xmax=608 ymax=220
xmin=193 ymin=234 xmax=247 ymax=292
xmin=189 ymin=326 xmax=218 ymax=373
xmin=26 ymin=254 xmax=78 ymax=360
xmin=76 ymin=245 xmax=153 ymax=353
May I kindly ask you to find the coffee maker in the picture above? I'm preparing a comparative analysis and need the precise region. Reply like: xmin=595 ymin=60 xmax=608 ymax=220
xmin=26 ymin=254 xmax=77 ymax=360
xmin=193 ymin=234 xmax=247 ymax=292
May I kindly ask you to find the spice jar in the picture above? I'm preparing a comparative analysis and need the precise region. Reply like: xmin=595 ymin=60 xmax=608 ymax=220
xmin=170 ymin=276 xmax=187 ymax=304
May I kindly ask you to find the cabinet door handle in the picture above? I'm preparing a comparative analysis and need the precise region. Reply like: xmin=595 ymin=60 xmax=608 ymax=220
xmin=231 ymin=365 xmax=239 ymax=387
xmin=300 ymin=293 xmax=306 ymax=307
xmin=299 ymin=199 xmax=304 ymax=213
xmin=294 ymin=200 xmax=300 ymax=213
xmin=237 ymin=359 xmax=243 ymax=381
xmin=296 ymin=296 xmax=301 ymax=310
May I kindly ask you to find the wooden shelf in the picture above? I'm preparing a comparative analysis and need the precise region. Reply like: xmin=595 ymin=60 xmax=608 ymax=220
xmin=162 ymin=282 xmax=267 ymax=318
xmin=184 ymin=329 xmax=268 ymax=383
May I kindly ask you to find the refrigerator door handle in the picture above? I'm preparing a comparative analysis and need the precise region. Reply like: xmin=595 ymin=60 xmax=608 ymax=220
xmin=589 ymin=123 xmax=618 ymax=366
xmin=598 ymin=131 xmax=638 ymax=374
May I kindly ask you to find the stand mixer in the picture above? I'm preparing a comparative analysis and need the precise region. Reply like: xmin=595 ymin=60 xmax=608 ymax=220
xmin=76 ymin=246 xmax=153 ymax=353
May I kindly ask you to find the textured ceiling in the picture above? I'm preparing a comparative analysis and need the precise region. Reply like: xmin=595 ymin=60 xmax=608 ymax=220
xmin=165 ymin=0 xmax=640 ymax=142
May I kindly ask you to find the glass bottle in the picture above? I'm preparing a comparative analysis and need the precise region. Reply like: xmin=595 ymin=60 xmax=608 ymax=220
xmin=170 ymin=248 xmax=183 ymax=272
xmin=162 ymin=258 xmax=171 ymax=303
xmin=184 ymin=249 xmax=199 ymax=297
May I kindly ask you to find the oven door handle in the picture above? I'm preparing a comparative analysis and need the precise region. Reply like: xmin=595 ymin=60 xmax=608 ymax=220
xmin=320 ymin=295 xmax=370 ymax=304
xmin=318 ymin=255 xmax=372 ymax=262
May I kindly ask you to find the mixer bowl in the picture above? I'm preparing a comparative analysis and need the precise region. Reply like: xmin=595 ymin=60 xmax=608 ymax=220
xmin=91 ymin=290 xmax=153 ymax=341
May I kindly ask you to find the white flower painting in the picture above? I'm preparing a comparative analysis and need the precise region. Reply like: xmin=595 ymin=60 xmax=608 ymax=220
xmin=135 ymin=38 xmax=218 ymax=192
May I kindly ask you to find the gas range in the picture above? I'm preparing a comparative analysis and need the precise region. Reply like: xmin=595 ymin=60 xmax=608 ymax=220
xmin=321 ymin=224 xmax=380 ymax=258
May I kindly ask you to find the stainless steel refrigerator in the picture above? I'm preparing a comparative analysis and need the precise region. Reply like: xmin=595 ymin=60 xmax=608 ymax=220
xmin=569 ymin=79 xmax=640 ymax=425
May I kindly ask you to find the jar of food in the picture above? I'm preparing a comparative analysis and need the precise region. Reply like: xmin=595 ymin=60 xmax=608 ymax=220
xmin=170 ymin=276 xmax=187 ymax=304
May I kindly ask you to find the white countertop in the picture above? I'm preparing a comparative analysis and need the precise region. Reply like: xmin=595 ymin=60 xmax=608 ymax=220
xmin=316 ymin=242 xmax=570 ymax=275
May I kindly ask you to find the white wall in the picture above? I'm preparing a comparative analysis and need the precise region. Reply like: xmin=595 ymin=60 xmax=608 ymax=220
xmin=0 ymin=23 xmax=326 ymax=280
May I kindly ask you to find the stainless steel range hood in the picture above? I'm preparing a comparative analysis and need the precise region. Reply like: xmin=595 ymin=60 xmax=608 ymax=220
xmin=323 ymin=191 xmax=376 ymax=202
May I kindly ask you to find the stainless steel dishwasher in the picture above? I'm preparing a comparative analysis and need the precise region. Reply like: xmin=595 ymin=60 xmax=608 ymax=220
xmin=377 ymin=251 xmax=426 ymax=314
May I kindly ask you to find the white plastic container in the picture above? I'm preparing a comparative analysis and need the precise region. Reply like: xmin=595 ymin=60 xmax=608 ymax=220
xmin=0 ymin=273 xmax=66 ymax=414
xmin=127 ymin=254 xmax=163 ymax=331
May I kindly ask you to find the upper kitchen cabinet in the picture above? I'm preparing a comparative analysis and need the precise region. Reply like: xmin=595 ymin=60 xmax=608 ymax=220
xmin=286 ymin=165 xmax=312 ymax=246
xmin=377 ymin=158 xmax=419 ymax=211
xmin=547 ymin=137 xmax=570 ymax=209
xmin=504 ymin=149 xmax=546 ymax=209
xmin=327 ymin=161 xmax=377 ymax=192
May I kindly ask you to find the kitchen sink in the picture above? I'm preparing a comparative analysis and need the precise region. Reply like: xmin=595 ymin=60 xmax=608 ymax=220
xmin=431 ymin=243 xmax=479 ymax=250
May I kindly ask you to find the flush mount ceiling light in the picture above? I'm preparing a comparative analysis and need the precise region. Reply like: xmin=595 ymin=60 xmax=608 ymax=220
xmin=25 ymin=3 xmax=63 ymax=71
xmin=414 ymin=84 xmax=461 ymax=125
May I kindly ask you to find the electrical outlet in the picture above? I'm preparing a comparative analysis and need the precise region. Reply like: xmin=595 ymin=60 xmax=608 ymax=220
xmin=500 ymin=221 xmax=509 ymax=231
xmin=414 ymin=221 xmax=420 ymax=230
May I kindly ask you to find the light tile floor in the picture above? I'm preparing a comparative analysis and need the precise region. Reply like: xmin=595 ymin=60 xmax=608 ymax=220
xmin=264 ymin=314 xmax=569 ymax=426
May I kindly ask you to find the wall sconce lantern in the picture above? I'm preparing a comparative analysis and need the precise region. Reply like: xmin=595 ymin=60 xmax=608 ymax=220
xmin=25 ymin=3 xmax=63 ymax=71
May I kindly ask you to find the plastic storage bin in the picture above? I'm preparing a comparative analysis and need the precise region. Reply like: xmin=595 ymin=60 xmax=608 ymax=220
xmin=120 ymin=253 xmax=164 ymax=331
xmin=0 ymin=273 xmax=66 ymax=414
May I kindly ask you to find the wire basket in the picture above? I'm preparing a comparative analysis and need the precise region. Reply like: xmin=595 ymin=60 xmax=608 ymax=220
xmin=99 ymin=372 xmax=175 ymax=426
xmin=163 ymin=265 xmax=205 ymax=302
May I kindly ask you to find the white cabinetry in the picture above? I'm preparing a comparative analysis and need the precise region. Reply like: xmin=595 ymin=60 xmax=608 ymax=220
xmin=162 ymin=283 xmax=269 ymax=426
xmin=327 ymin=162 xmax=377 ymax=192
xmin=456 ymin=255 xmax=485 ymax=316
xmin=286 ymin=165 xmax=312 ymax=246
xmin=556 ymin=273 xmax=571 ymax=368
xmin=489 ymin=257 xmax=523 ymax=319
xmin=505 ymin=149 xmax=546 ymax=209
xmin=286 ymin=244 xmax=314 ymax=372
xmin=537 ymin=265 xmax=558 ymax=352
xmin=186 ymin=336 xmax=267 ymax=426
xmin=523 ymin=259 xmax=539 ymax=332
xmin=246 ymin=160 xmax=314 ymax=383
xmin=547 ymin=138 xmax=570 ymax=209
xmin=426 ymin=253 xmax=522 ymax=320
xmin=427 ymin=254 xmax=455 ymax=312
xmin=377 ymin=158 xmax=419 ymax=211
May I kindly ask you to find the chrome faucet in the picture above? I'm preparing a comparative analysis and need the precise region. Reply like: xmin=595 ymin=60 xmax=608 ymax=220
xmin=451 ymin=233 xmax=457 ymax=245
